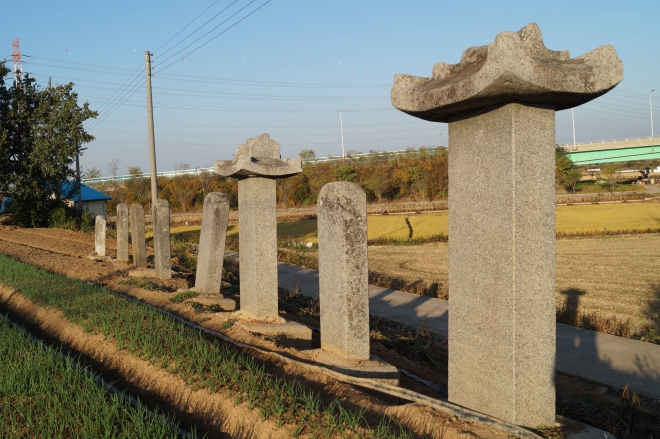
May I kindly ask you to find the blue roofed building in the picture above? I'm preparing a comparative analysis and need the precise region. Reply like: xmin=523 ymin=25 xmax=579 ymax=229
xmin=61 ymin=181 xmax=112 ymax=218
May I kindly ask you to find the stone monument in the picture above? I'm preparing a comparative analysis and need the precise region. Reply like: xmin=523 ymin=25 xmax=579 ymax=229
xmin=391 ymin=23 xmax=622 ymax=427
xmin=94 ymin=215 xmax=106 ymax=257
xmin=153 ymin=199 xmax=171 ymax=279
xmin=215 ymin=134 xmax=301 ymax=319
xmin=116 ymin=203 xmax=129 ymax=262
xmin=318 ymin=182 xmax=369 ymax=361
xmin=192 ymin=192 xmax=236 ymax=310
xmin=129 ymin=204 xmax=147 ymax=269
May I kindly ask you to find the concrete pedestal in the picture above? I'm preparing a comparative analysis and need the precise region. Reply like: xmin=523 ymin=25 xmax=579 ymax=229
xmin=448 ymin=103 xmax=556 ymax=426
xmin=153 ymin=199 xmax=171 ymax=279
xmin=116 ymin=203 xmax=129 ymax=261
xmin=238 ymin=177 xmax=278 ymax=318
xmin=129 ymin=204 xmax=147 ymax=269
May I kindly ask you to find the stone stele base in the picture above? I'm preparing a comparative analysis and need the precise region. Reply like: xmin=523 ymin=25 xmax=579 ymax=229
xmin=190 ymin=292 xmax=236 ymax=311
xmin=309 ymin=349 xmax=399 ymax=385
xmin=448 ymin=102 xmax=556 ymax=426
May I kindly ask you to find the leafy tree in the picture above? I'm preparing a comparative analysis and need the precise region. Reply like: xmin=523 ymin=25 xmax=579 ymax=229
xmin=0 ymin=62 xmax=97 ymax=227
xmin=85 ymin=166 xmax=102 ymax=179
xmin=127 ymin=166 xmax=143 ymax=178
xmin=555 ymin=146 xmax=575 ymax=186
xmin=563 ymin=168 xmax=583 ymax=194
xmin=332 ymin=165 xmax=358 ymax=182
xmin=299 ymin=149 xmax=316 ymax=161
xmin=600 ymin=163 xmax=621 ymax=192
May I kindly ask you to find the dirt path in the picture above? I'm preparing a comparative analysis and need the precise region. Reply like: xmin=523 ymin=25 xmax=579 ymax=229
xmin=0 ymin=224 xmax=506 ymax=439
xmin=369 ymin=235 xmax=660 ymax=329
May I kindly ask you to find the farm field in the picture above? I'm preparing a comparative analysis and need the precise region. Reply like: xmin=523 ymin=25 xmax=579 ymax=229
xmin=2 ymin=223 xmax=660 ymax=436
xmin=167 ymin=202 xmax=660 ymax=243
xmin=0 ymin=315 xmax=183 ymax=438
xmin=369 ymin=234 xmax=660 ymax=330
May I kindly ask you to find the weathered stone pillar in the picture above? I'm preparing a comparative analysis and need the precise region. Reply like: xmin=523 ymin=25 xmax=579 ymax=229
xmin=129 ymin=204 xmax=147 ymax=269
xmin=391 ymin=23 xmax=623 ymax=427
xmin=116 ymin=203 xmax=129 ymax=261
xmin=216 ymin=134 xmax=302 ymax=319
xmin=94 ymin=215 xmax=106 ymax=257
xmin=195 ymin=192 xmax=230 ymax=294
xmin=318 ymin=182 xmax=369 ymax=361
xmin=153 ymin=199 xmax=171 ymax=279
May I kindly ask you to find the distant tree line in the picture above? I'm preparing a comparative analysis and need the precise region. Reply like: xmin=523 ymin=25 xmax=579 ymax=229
xmin=100 ymin=147 xmax=449 ymax=213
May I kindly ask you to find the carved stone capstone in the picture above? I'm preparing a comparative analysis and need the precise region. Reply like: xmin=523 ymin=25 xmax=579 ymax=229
xmin=391 ymin=23 xmax=623 ymax=122
xmin=215 ymin=133 xmax=302 ymax=179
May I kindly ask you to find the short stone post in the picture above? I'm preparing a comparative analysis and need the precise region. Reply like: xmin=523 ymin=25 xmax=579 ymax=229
xmin=116 ymin=203 xmax=129 ymax=261
xmin=215 ymin=134 xmax=302 ymax=319
xmin=129 ymin=204 xmax=147 ymax=269
xmin=318 ymin=182 xmax=369 ymax=361
xmin=193 ymin=193 xmax=234 ymax=310
xmin=94 ymin=215 xmax=106 ymax=257
xmin=153 ymin=199 xmax=171 ymax=279
xmin=391 ymin=23 xmax=623 ymax=427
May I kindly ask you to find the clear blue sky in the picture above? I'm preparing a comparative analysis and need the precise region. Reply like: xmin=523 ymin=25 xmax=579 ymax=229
xmin=2 ymin=0 xmax=659 ymax=176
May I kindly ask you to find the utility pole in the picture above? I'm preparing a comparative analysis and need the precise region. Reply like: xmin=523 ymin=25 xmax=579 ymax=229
xmin=651 ymin=89 xmax=655 ymax=139
xmin=145 ymin=51 xmax=158 ymax=203
xmin=75 ymin=151 xmax=83 ymax=213
xmin=340 ymin=110 xmax=345 ymax=161
xmin=571 ymin=108 xmax=576 ymax=149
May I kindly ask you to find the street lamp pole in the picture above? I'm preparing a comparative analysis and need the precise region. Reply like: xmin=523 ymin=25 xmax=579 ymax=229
xmin=651 ymin=88 xmax=656 ymax=139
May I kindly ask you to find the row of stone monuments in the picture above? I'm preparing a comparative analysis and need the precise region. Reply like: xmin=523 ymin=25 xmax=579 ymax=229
xmin=93 ymin=22 xmax=623 ymax=430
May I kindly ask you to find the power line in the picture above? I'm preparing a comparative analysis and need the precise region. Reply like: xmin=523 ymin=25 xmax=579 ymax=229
xmin=156 ymin=0 xmax=240 ymax=58
xmin=155 ymin=0 xmax=273 ymax=74
xmin=154 ymin=0 xmax=220 ymax=54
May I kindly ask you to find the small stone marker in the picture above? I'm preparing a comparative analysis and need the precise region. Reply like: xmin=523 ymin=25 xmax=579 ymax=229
xmin=129 ymin=204 xmax=147 ymax=269
xmin=116 ymin=203 xmax=129 ymax=261
xmin=94 ymin=215 xmax=106 ymax=257
xmin=216 ymin=134 xmax=301 ymax=319
xmin=192 ymin=192 xmax=236 ymax=310
xmin=318 ymin=182 xmax=369 ymax=361
xmin=153 ymin=199 xmax=171 ymax=279
xmin=391 ymin=23 xmax=623 ymax=427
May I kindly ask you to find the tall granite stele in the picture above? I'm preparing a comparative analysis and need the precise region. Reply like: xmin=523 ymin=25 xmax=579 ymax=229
xmin=116 ymin=203 xmax=129 ymax=262
xmin=215 ymin=134 xmax=302 ymax=319
xmin=391 ymin=23 xmax=623 ymax=427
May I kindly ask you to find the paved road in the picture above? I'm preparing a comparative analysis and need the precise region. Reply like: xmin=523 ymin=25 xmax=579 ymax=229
xmin=277 ymin=261 xmax=660 ymax=400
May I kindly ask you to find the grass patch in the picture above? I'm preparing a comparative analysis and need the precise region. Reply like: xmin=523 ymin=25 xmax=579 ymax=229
xmin=169 ymin=291 xmax=199 ymax=303
xmin=0 ymin=253 xmax=420 ymax=438
xmin=0 ymin=315 xmax=183 ymax=438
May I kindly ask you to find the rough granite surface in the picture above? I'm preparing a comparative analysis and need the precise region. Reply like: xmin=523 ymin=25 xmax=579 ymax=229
xmin=215 ymin=133 xmax=302 ymax=179
xmin=391 ymin=22 xmax=623 ymax=122
xmin=318 ymin=182 xmax=370 ymax=361
xmin=447 ymin=103 xmax=556 ymax=426
xmin=129 ymin=204 xmax=147 ymax=269
xmin=238 ymin=177 xmax=278 ymax=318
xmin=94 ymin=216 xmax=106 ymax=257
xmin=153 ymin=199 xmax=171 ymax=279
xmin=116 ymin=203 xmax=129 ymax=261
xmin=195 ymin=193 xmax=230 ymax=295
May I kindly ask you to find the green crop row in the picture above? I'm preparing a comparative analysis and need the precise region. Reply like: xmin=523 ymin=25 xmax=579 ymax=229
xmin=0 ymin=314 xmax=183 ymax=439
xmin=0 ymin=253 xmax=419 ymax=439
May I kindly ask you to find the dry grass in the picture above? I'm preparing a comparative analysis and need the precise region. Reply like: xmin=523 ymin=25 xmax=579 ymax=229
xmin=369 ymin=234 xmax=660 ymax=332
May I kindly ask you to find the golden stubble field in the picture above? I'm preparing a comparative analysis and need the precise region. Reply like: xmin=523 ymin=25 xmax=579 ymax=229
xmin=369 ymin=234 xmax=660 ymax=329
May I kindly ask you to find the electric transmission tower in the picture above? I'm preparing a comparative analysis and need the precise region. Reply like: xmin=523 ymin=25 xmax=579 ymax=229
xmin=12 ymin=38 xmax=23 ymax=88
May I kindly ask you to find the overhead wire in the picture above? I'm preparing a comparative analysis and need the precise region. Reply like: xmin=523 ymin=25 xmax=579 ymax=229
xmin=154 ymin=0 xmax=221 ymax=54
xmin=154 ymin=0 xmax=273 ymax=74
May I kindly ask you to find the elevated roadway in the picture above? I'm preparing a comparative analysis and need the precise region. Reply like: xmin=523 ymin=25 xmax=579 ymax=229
xmin=561 ymin=137 xmax=660 ymax=165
